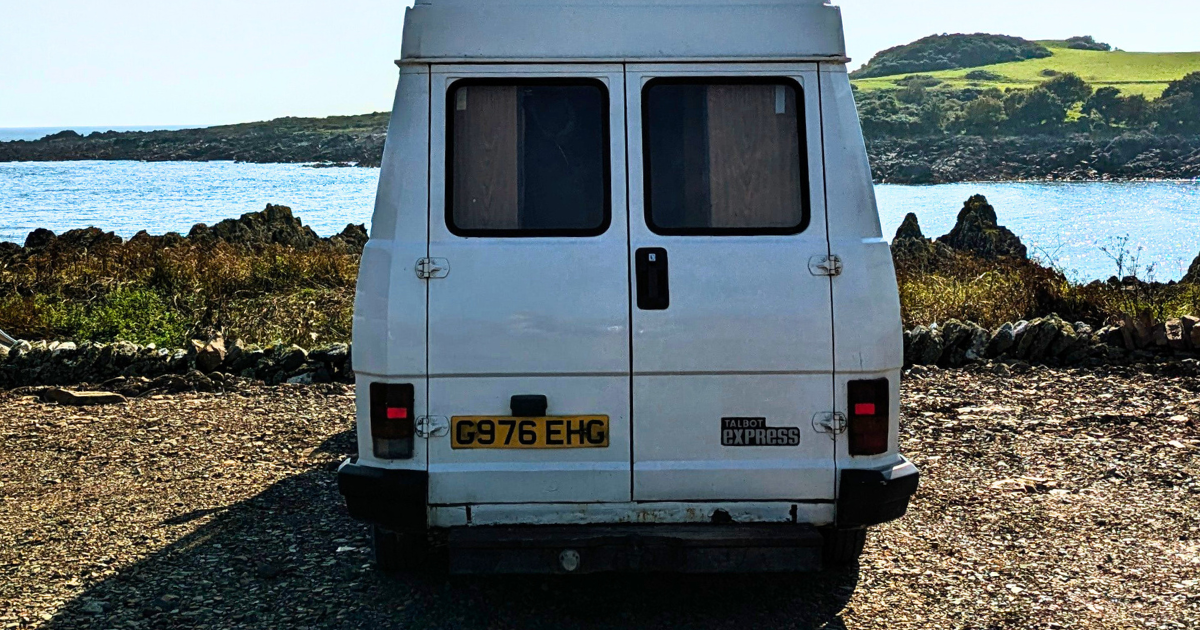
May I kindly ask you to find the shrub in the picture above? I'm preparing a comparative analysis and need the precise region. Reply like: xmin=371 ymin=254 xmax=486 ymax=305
xmin=1065 ymin=36 xmax=1112 ymax=52
xmin=961 ymin=97 xmax=1006 ymax=134
xmin=1004 ymin=88 xmax=1068 ymax=131
xmin=1041 ymin=73 xmax=1093 ymax=106
xmin=1084 ymin=86 xmax=1124 ymax=122
xmin=964 ymin=70 xmax=1005 ymax=81
xmin=894 ymin=74 xmax=943 ymax=88
xmin=852 ymin=34 xmax=1052 ymax=79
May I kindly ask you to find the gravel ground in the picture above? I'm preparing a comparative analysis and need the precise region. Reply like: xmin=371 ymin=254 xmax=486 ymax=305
xmin=1 ymin=369 xmax=1198 ymax=629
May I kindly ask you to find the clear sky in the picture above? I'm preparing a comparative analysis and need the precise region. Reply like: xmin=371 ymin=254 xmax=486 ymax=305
xmin=1 ymin=0 xmax=1198 ymax=128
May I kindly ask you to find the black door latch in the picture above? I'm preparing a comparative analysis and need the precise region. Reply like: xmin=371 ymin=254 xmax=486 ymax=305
xmin=636 ymin=248 xmax=669 ymax=310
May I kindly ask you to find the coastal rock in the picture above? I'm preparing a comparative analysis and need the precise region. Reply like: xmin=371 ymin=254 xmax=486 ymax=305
xmin=57 ymin=227 xmax=123 ymax=251
xmin=195 ymin=335 xmax=227 ymax=373
xmin=222 ymin=338 xmax=245 ymax=370
xmin=1165 ymin=319 xmax=1188 ymax=350
xmin=0 ymin=241 xmax=20 ymax=263
xmin=24 ymin=228 xmax=57 ymax=250
xmin=965 ymin=325 xmax=990 ymax=362
xmin=45 ymin=388 xmax=127 ymax=407
xmin=129 ymin=230 xmax=186 ymax=248
xmin=278 ymin=345 xmax=309 ymax=372
xmin=867 ymin=133 xmax=1200 ymax=184
xmin=1184 ymin=253 xmax=1200 ymax=285
xmin=907 ymin=326 xmax=944 ymax=366
xmin=310 ymin=343 xmax=349 ymax=366
xmin=287 ymin=372 xmax=316 ymax=385
xmin=890 ymin=212 xmax=955 ymax=270
xmin=987 ymin=322 xmax=1017 ymax=357
xmin=937 ymin=195 xmax=1028 ymax=260
xmin=7 ymin=207 xmax=367 ymax=266
xmin=895 ymin=213 xmax=925 ymax=241
xmin=0 ymin=113 xmax=389 ymax=167
xmin=188 ymin=204 xmax=321 ymax=249
xmin=329 ymin=224 xmax=369 ymax=251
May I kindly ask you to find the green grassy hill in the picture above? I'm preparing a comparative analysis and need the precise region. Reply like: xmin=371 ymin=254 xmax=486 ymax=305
xmin=853 ymin=41 xmax=1200 ymax=98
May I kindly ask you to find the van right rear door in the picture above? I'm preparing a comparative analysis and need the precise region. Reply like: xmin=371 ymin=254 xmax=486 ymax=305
xmin=625 ymin=64 xmax=837 ymax=503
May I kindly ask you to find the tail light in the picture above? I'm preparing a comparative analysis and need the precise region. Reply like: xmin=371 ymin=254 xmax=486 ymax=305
xmin=370 ymin=383 xmax=415 ymax=459
xmin=848 ymin=379 xmax=890 ymax=456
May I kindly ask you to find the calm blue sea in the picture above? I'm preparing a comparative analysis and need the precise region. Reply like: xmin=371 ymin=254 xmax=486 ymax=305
xmin=0 ymin=160 xmax=1198 ymax=281
xmin=0 ymin=126 xmax=199 ymax=142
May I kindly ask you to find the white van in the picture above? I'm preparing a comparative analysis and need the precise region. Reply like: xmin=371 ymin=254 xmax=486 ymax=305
xmin=338 ymin=0 xmax=918 ymax=574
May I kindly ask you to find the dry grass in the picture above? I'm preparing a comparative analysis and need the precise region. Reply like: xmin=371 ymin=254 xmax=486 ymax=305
xmin=0 ymin=239 xmax=359 ymax=347
xmin=8 ymin=233 xmax=1200 ymax=347
xmin=896 ymin=248 xmax=1200 ymax=330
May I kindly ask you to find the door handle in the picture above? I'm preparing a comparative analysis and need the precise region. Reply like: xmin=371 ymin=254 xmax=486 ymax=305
xmin=636 ymin=248 xmax=669 ymax=310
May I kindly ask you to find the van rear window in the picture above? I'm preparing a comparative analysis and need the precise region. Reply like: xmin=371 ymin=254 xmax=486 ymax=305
xmin=642 ymin=78 xmax=810 ymax=235
xmin=447 ymin=80 xmax=610 ymax=237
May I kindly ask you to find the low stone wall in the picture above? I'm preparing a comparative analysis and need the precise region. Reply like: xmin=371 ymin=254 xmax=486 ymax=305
xmin=906 ymin=314 xmax=1200 ymax=369
xmin=6 ymin=313 xmax=1200 ymax=394
xmin=0 ymin=337 xmax=351 ymax=395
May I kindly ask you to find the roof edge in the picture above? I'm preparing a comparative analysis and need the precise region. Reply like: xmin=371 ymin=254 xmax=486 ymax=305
xmin=401 ymin=3 xmax=846 ymax=62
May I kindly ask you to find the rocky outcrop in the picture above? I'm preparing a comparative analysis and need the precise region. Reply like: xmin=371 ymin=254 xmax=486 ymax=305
xmin=0 ymin=338 xmax=354 ymax=393
xmin=937 ymin=195 xmax=1028 ymax=260
xmin=0 ymin=112 xmax=389 ymax=167
xmin=1183 ymin=253 xmax=1200 ymax=284
xmin=329 ymin=223 xmax=369 ymax=252
xmin=890 ymin=212 xmax=956 ymax=269
xmin=892 ymin=196 xmax=1029 ymax=270
xmin=188 ymin=204 xmax=322 ymax=249
xmin=904 ymin=313 xmax=1200 ymax=369
xmin=0 ymin=205 xmax=368 ymax=264
xmin=867 ymin=133 xmax=1200 ymax=184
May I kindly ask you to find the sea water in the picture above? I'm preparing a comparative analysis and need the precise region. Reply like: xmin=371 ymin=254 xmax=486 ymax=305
xmin=1 ymin=160 xmax=1198 ymax=281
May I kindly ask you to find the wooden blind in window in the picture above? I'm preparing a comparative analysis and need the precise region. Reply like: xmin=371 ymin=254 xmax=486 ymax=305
xmin=705 ymin=84 xmax=803 ymax=228
xmin=452 ymin=86 xmax=520 ymax=229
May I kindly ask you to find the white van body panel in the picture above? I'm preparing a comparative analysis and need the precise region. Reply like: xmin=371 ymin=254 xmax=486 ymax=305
xmin=425 ymin=64 xmax=633 ymax=505
xmin=401 ymin=0 xmax=846 ymax=63
xmin=353 ymin=66 xmax=431 ymax=472
xmin=817 ymin=65 xmax=905 ymax=473
xmin=624 ymin=63 xmax=835 ymax=502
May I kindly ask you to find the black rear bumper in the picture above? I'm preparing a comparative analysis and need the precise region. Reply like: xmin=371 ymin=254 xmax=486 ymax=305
xmin=338 ymin=448 xmax=916 ymax=542
xmin=837 ymin=457 xmax=920 ymax=528
xmin=337 ymin=459 xmax=428 ymax=532
xmin=449 ymin=523 xmax=824 ymax=574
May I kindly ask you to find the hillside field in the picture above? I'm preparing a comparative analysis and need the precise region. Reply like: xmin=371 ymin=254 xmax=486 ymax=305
xmin=852 ymin=41 xmax=1200 ymax=97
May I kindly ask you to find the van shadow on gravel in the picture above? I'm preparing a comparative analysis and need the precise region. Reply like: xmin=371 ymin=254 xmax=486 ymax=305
xmin=45 ymin=432 xmax=859 ymax=629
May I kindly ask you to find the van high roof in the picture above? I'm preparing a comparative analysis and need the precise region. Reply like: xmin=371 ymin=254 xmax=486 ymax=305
xmin=400 ymin=0 xmax=847 ymax=64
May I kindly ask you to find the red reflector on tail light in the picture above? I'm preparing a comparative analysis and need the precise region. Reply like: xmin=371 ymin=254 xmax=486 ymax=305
xmin=386 ymin=407 xmax=408 ymax=420
xmin=848 ymin=379 xmax=890 ymax=456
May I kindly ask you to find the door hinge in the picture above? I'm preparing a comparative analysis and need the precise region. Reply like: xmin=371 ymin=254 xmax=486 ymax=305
xmin=813 ymin=412 xmax=847 ymax=437
xmin=808 ymin=254 xmax=843 ymax=277
xmin=416 ymin=416 xmax=449 ymax=438
xmin=415 ymin=257 xmax=450 ymax=280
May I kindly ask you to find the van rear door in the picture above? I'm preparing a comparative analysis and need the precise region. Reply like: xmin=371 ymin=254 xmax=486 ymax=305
xmin=426 ymin=65 xmax=631 ymax=505
xmin=625 ymin=64 xmax=836 ymax=502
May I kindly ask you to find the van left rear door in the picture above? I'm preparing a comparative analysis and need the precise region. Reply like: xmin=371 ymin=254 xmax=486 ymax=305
xmin=426 ymin=65 xmax=631 ymax=505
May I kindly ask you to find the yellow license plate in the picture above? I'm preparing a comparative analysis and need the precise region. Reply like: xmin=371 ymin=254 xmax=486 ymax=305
xmin=451 ymin=416 xmax=609 ymax=449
